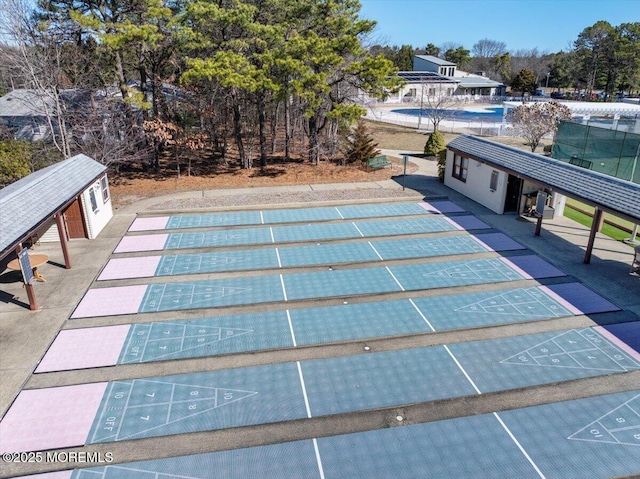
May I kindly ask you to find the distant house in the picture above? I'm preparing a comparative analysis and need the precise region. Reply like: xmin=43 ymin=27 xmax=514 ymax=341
xmin=0 ymin=88 xmax=118 ymax=142
xmin=378 ymin=55 xmax=504 ymax=104
xmin=0 ymin=89 xmax=57 ymax=141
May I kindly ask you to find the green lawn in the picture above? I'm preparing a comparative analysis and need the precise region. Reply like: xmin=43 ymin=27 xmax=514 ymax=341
xmin=563 ymin=202 xmax=639 ymax=242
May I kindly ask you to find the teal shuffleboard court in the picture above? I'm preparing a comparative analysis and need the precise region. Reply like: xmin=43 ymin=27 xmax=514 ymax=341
xmin=113 ymin=285 xmax=584 ymax=364
xmin=92 ymin=329 xmax=640 ymax=445
xmin=161 ymin=216 xmax=464 ymax=251
xmin=69 ymin=390 xmax=640 ymax=479
xmin=413 ymin=287 xmax=575 ymax=330
xmin=156 ymin=248 xmax=279 ymax=276
xmin=87 ymin=363 xmax=308 ymax=444
xmin=160 ymin=203 xmax=434 ymax=230
xmin=132 ymin=257 xmax=540 ymax=313
xmin=150 ymin=235 xmax=496 ymax=277
xmin=139 ymin=275 xmax=285 ymax=313
xmin=448 ymin=327 xmax=640 ymax=394
xmin=117 ymin=311 xmax=294 ymax=364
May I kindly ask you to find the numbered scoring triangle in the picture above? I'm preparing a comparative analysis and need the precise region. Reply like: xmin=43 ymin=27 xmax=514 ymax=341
xmin=501 ymin=329 xmax=640 ymax=372
xmin=111 ymin=380 xmax=258 ymax=441
xmin=568 ymin=394 xmax=640 ymax=447
xmin=456 ymin=289 xmax=545 ymax=316
xmin=140 ymin=325 xmax=253 ymax=361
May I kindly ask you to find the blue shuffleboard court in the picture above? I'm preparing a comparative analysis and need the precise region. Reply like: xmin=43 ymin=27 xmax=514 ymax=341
xmin=9 ymin=324 xmax=639 ymax=457
xmin=99 ymin=233 xmax=524 ymax=280
xmin=59 ymin=389 xmax=640 ymax=479
xmin=72 ymin=256 xmax=562 ymax=318
xmin=129 ymin=202 xmax=445 ymax=232
xmin=115 ymin=215 xmax=488 ymax=253
xmin=41 ymin=282 xmax=619 ymax=372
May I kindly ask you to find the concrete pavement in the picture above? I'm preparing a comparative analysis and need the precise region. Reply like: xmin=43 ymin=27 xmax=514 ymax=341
xmin=0 ymin=153 xmax=638 ymax=477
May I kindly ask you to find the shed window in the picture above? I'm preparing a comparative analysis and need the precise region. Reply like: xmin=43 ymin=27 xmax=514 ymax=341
xmin=89 ymin=187 xmax=98 ymax=212
xmin=100 ymin=176 xmax=110 ymax=203
xmin=490 ymin=170 xmax=499 ymax=191
xmin=452 ymin=154 xmax=468 ymax=182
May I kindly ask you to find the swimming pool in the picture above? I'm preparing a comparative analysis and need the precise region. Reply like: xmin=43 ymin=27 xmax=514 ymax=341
xmin=391 ymin=107 xmax=505 ymax=123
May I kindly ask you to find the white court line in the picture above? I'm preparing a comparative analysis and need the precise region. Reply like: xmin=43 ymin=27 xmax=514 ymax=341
xmin=275 ymin=247 xmax=282 ymax=268
xmin=296 ymin=361 xmax=312 ymax=418
xmin=335 ymin=206 xmax=345 ymax=219
xmin=409 ymin=299 xmax=436 ymax=332
xmin=286 ymin=310 xmax=297 ymax=347
xmin=385 ymin=266 xmax=405 ymax=291
xmin=280 ymin=274 xmax=288 ymax=301
xmin=260 ymin=211 xmax=265 ymax=225
xmin=368 ymin=241 xmax=384 ymax=260
xmin=443 ymin=345 xmax=481 ymax=394
xmin=352 ymin=222 xmax=365 ymax=237
xmin=113 ymin=380 xmax=136 ymax=441
xmin=443 ymin=344 xmax=546 ymax=478
xmin=269 ymin=227 xmax=275 ymax=243
xmin=313 ymin=438 xmax=326 ymax=479
xmin=493 ymin=412 xmax=547 ymax=479
xmin=166 ymin=383 xmax=176 ymax=423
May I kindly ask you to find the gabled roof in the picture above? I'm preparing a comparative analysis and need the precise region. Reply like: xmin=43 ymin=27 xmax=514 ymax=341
xmin=414 ymin=55 xmax=456 ymax=66
xmin=0 ymin=89 xmax=98 ymax=118
xmin=447 ymin=135 xmax=640 ymax=223
xmin=0 ymin=154 xmax=106 ymax=259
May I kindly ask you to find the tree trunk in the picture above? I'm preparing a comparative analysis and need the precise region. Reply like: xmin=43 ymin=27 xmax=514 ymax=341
xmin=257 ymin=93 xmax=268 ymax=168
xmin=308 ymin=115 xmax=320 ymax=164
xmin=231 ymin=92 xmax=247 ymax=168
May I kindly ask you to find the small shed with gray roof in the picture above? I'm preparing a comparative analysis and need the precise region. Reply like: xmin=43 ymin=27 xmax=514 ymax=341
xmin=0 ymin=154 xmax=113 ymax=309
xmin=446 ymin=134 xmax=640 ymax=263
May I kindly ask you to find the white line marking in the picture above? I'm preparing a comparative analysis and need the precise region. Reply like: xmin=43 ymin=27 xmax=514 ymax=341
xmin=385 ymin=266 xmax=405 ymax=291
xmin=275 ymin=247 xmax=282 ymax=268
xmin=352 ymin=222 xmax=365 ymax=237
xmin=269 ymin=227 xmax=275 ymax=243
xmin=286 ymin=310 xmax=297 ymax=347
xmin=297 ymin=361 xmax=312 ymax=418
xmin=260 ymin=211 xmax=265 ymax=225
xmin=409 ymin=299 xmax=435 ymax=332
xmin=313 ymin=438 xmax=326 ymax=479
xmin=493 ymin=412 xmax=547 ymax=479
xmin=443 ymin=345 xmax=481 ymax=394
xmin=335 ymin=207 xmax=344 ymax=219
xmin=368 ymin=241 xmax=384 ymax=260
xmin=280 ymin=274 xmax=288 ymax=301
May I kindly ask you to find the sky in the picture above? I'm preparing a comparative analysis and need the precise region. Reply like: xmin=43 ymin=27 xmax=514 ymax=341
xmin=358 ymin=0 xmax=640 ymax=54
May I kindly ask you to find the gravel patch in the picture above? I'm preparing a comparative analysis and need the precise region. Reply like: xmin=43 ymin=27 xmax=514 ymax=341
xmin=148 ymin=188 xmax=427 ymax=211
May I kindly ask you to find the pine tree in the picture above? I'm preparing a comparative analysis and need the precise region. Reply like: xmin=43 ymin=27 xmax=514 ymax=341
xmin=344 ymin=120 xmax=380 ymax=165
xmin=424 ymin=130 xmax=446 ymax=156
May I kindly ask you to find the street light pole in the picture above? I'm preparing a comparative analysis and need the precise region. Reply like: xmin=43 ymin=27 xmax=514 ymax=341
xmin=546 ymin=72 xmax=550 ymax=89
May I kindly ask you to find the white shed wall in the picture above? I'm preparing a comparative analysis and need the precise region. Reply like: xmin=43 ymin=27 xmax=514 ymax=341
xmin=444 ymin=150 xmax=508 ymax=214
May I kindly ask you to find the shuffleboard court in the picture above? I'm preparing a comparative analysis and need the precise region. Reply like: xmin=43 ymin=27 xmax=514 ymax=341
xmin=32 ymin=390 xmax=640 ymax=479
xmin=71 ymin=256 xmax=562 ymax=318
xmin=128 ymin=202 xmax=461 ymax=232
xmin=114 ymin=215 xmax=489 ymax=253
xmin=5 ymin=326 xmax=639 ymax=454
xmin=99 ymin=233 xmax=524 ymax=280
xmin=39 ymin=282 xmax=619 ymax=372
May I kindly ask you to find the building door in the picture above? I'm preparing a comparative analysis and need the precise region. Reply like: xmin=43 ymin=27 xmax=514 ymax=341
xmin=504 ymin=175 xmax=522 ymax=212
xmin=63 ymin=198 xmax=87 ymax=239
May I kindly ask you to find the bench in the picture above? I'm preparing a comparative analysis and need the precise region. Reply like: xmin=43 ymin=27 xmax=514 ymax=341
xmin=367 ymin=155 xmax=391 ymax=169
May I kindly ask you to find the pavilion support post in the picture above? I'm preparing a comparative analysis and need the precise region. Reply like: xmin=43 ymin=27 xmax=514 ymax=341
xmin=55 ymin=212 xmax=72 ymax=269
xmin=584 ymin=207 xmax=604 ymax=264
xmin=535 ymin=215 xmax=543 ymax=236
xmin=15 ymin=245 xmax=38 ymax=310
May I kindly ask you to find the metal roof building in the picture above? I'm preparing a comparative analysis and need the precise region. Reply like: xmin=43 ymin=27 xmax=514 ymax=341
xmin=447 ymin=134 xmax=640 ymax=263
xmin=0 ymin=154 xmax=107 ymax=260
